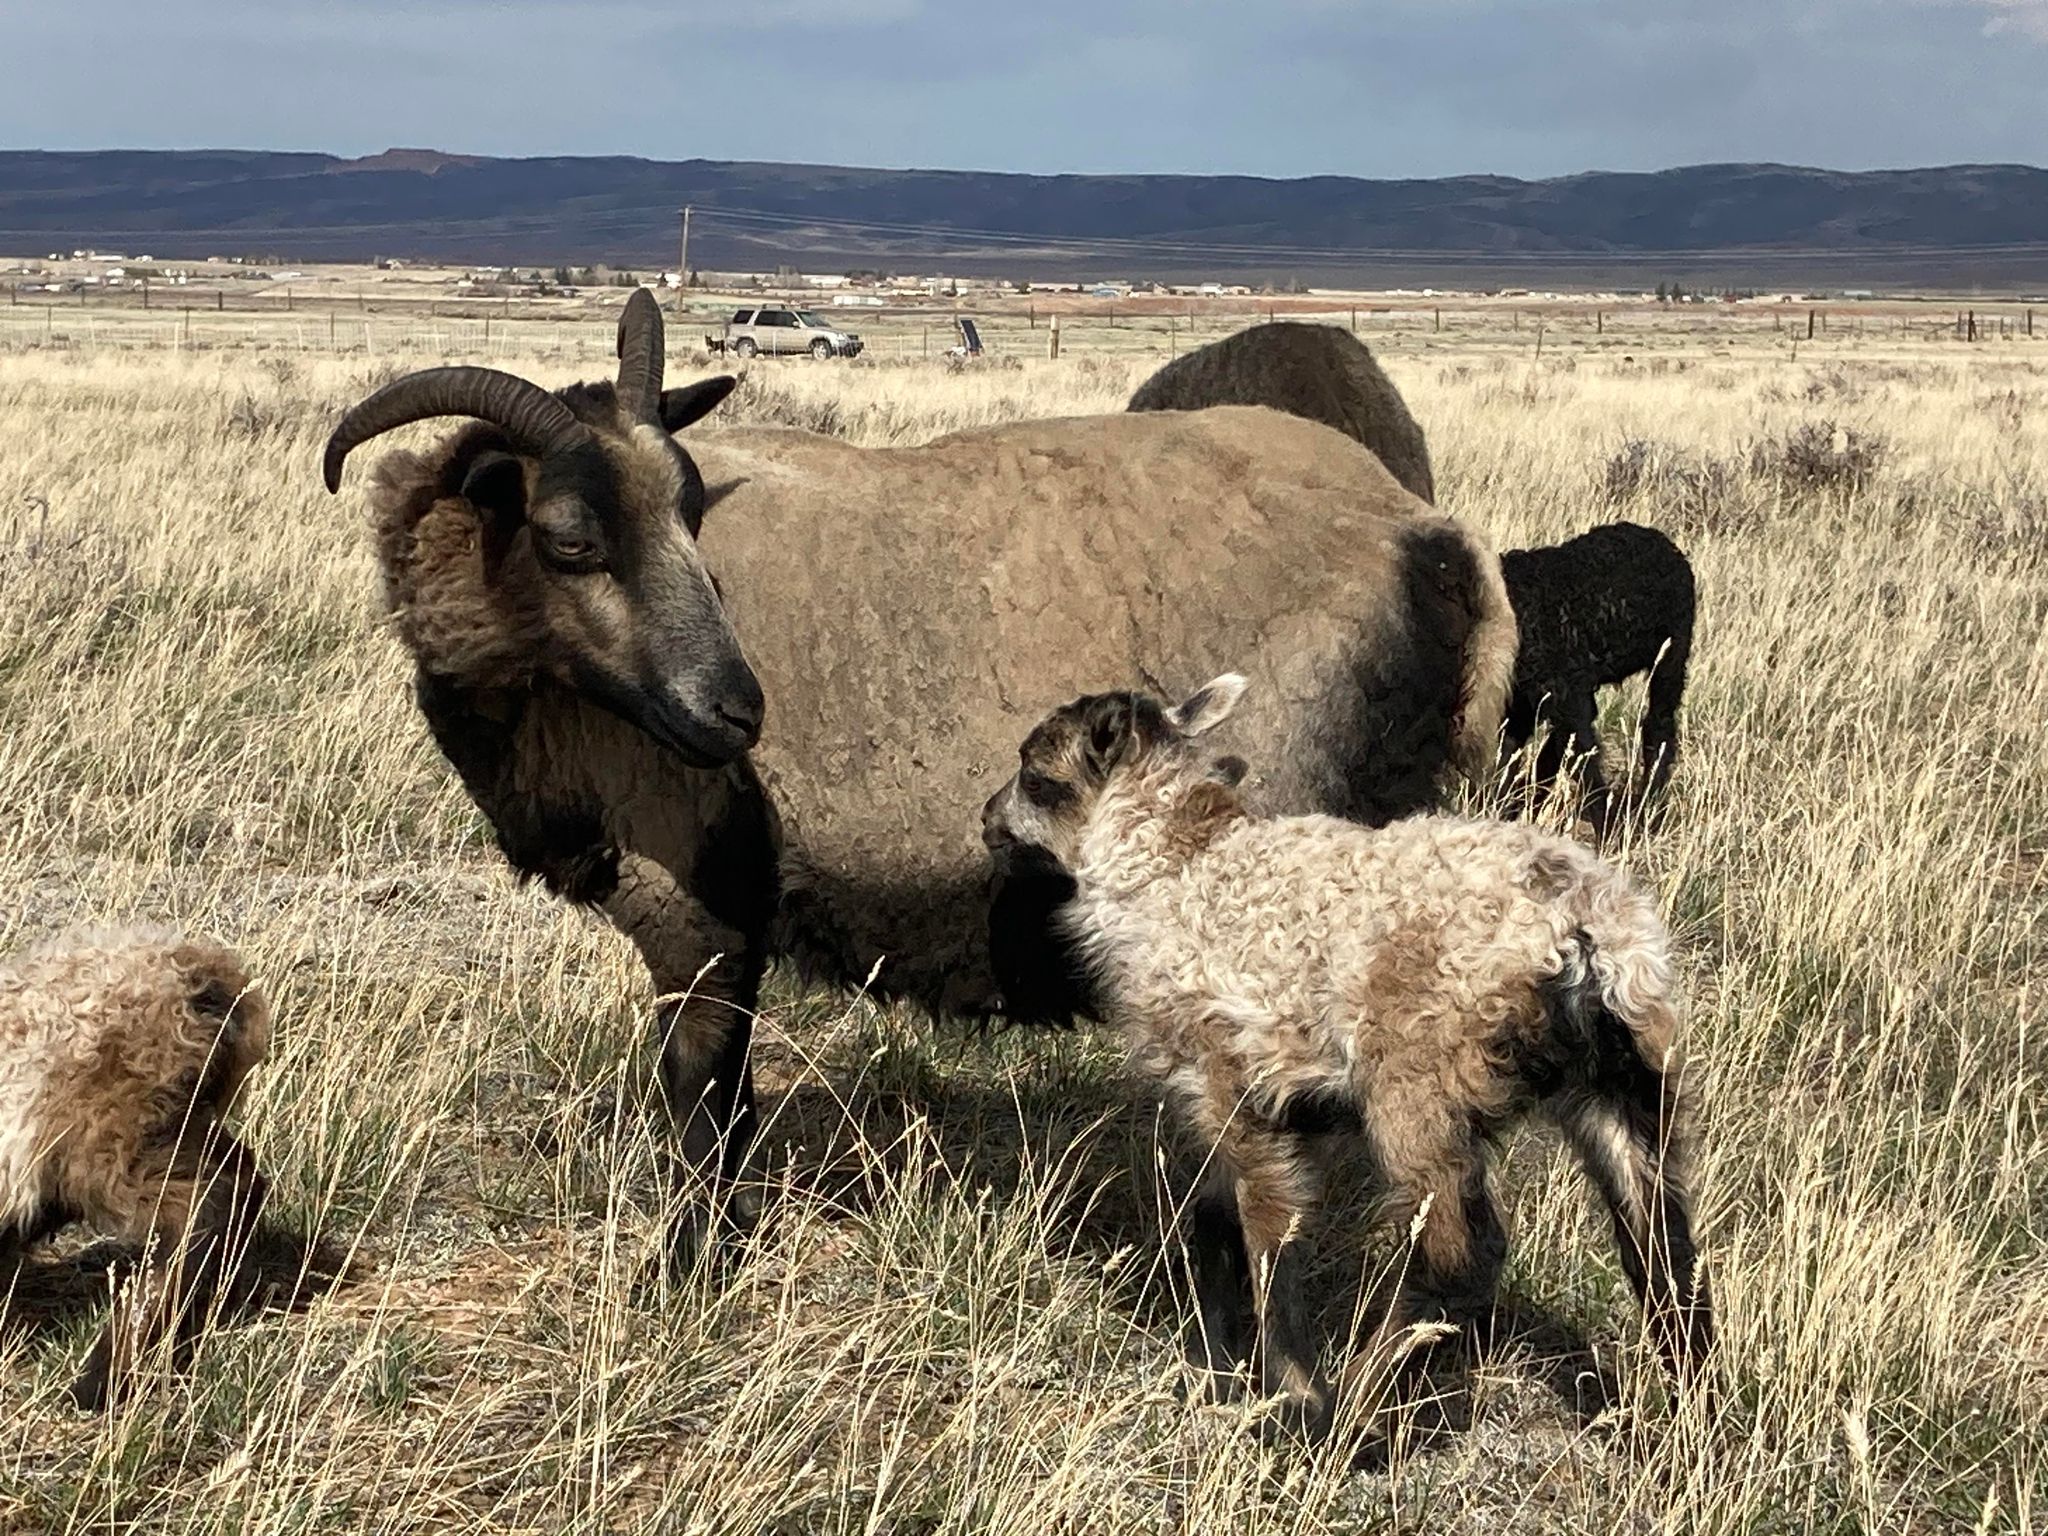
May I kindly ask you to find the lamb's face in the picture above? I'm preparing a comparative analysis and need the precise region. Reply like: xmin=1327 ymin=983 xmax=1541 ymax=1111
xmin=981 ymin=674 xmax=1250 ymax=867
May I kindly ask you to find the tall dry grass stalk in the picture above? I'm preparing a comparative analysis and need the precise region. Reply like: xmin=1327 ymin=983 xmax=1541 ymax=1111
xmin=0 ymin=328 xmax=2043 ymax=1532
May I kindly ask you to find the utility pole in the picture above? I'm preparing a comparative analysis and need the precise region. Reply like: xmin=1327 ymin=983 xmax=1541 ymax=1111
xmin=678 ymin=206 xmax=692 ymax=290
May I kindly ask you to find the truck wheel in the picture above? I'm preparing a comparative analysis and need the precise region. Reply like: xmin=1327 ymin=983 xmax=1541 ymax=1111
xmin=734 ymin=338 xmax=758 ymax=359
xmin=810 ymin=338 xmax=834 ymax=360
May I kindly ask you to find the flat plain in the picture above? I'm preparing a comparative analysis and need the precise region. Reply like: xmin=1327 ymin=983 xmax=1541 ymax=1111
xmin=1 ymin=294 xmax=2044 ymax=1533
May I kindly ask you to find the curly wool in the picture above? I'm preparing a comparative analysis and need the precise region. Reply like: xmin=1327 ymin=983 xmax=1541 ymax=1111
xmin=1024 ymin=705 xmax=1711 ymax=1428
xmin=1498 ymin=521 xmax=1695 ymax=826
xmin=1 ymin=928 xmax=267 ymax=1233
xmin=0 ymin=928 xmax=270 ymax=1406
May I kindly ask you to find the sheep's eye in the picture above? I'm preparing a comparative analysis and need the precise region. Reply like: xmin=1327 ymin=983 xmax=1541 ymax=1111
xmin=536 ymin=530 xmax=601 ymax=568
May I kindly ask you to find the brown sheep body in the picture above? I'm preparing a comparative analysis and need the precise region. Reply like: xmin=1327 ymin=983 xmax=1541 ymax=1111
xmin=982 ymin=679 xmax=1712 ymax=1440
xmin=0 ymin=929 xmax=269 ymax=1409
xmin=693 ymin=403 xmax=1513 ymax=1016
xmin=1128 ymin=322 xmax=1437 ymax=503
xmin=326 ymin=297 xmax=1514 ymax=1260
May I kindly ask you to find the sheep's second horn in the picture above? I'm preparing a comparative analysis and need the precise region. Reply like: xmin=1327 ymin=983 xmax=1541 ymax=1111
xmin=614 ymin=288 xmax=665 ymax=423
xmin=322 ymin=367 xmax=591 ymax=493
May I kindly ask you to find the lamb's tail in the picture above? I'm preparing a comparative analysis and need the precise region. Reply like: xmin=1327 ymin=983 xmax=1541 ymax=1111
xmin=1543 ymin=891 xmax=1714 ymax=1385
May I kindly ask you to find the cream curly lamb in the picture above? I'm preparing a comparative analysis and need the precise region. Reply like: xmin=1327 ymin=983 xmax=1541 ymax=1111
xmin=982 ymin=676 xmax=1712 ymax=1438
xmin=1 ymin=928 xmax=269 ymax=1408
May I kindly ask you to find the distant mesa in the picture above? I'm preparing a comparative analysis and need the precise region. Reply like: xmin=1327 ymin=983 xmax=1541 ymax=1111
xmin=331 ymin=148 xmax=485 ymax=176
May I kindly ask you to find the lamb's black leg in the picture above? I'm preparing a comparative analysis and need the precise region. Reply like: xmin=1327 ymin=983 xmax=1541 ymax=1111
xmin=1185 ymin=1178 xmax=1253 ymax=1384
xmin=1551 ymin=688 xmax=1612 ymax=836
xmin=1639 ymin=631 xmax=1690 ymax=807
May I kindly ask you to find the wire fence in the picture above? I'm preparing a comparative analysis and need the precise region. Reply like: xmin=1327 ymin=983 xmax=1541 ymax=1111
xmin=0 ymin=289 xmax=2038 ymax=362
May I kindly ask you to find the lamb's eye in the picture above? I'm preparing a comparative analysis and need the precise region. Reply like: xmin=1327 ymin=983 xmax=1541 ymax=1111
xmin=1020 ymin=770 xmax=1072 ymax=810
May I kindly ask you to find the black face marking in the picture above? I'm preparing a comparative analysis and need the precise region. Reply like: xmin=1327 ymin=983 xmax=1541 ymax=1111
xmin=1020 ymin=769 xmax=1076 ymax=811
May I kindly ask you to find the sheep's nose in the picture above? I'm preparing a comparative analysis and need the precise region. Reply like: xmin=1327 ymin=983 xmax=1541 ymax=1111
xmin=714 ymin=669 xmax=765 ymax=746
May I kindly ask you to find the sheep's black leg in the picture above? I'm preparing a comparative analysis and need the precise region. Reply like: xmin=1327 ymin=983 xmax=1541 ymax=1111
xmin=604 ymin=851 xmax=770 ymax=1274
xmin=74 ymin=1123 xmax=266 ymax=1410
xmin=652 ymin=947 xmax=766 ymax=1272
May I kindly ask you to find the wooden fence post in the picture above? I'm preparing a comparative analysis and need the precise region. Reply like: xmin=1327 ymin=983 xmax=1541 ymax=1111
xmin=1049 ymin=313 xmax=1061 ymax=360
xmin=215 ymin=290 xmax=223 ymax=312
xmin=1807 ymin=309 xmax=1815 ymax=340
xmin=1434 ymin=307 xmax=1441 ymax=333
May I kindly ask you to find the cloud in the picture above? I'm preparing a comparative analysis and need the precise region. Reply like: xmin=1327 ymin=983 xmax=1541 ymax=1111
xmin=1957 ymin=0 xmax=2048 ymax=38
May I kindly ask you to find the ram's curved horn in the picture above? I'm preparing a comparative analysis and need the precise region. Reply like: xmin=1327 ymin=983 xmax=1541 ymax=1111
xmin=322 ymin=367 xmax=590 ymax=492
xmin=614 ymin=288 xmax=665 ymax=423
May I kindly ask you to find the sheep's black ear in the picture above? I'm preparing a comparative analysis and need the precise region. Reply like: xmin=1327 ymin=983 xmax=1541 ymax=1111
xmin=1082 ymin=695 xmax=1137 ymax=779
xmin=660 ymin=377 xmax=738 ymax=433
xmin=461 ymin=451 xmax=528 ymax=520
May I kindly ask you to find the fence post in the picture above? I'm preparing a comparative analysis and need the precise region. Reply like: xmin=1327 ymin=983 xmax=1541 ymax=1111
xmin=286 ymin=287 xmax=293 ymax=313
xmin=922 ymin=323 xmax=929 ymax=357
xmin=2029 ymin=308 xmax=2035 ymax=338
xmin=329 ymin=310 xmax=336 ymax=347
xmin=141 ymin=276 xmax=149 ymax=310
xmin=1595 ymin=310 xmax=1602 ymax=335
xmin=1029 ymin=304 xmax=1035 ymax=329
xmin=1049 ymin=312 xmax=1061 ymax=360
xmin=216 ymin=290 xmax=223 ymax=312
xmin=1168 ymin=314 xmax=1176 ymax=358
xmin=1434 ymin=307 xmax=1441 ymax=333
xmin=1350 ymin=307 xmax=1357 ymax=332
xmin=1534 ymin=323 xmax=1544 ymax=360
xmin=1967 ymin=309 xmax=1977 ymax=342
xmin=1807 ymin=309 xmax=1815 ymax=340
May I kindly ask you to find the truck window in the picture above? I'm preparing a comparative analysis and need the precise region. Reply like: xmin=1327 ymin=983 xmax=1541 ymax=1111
xmin=731 ymin=310 xmax=753 ymax=325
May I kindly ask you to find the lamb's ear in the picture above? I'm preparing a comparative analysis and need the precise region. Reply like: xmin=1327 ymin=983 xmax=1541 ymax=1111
xmin=1082 ymin=695 xmax=1138 ymax=779
xmin=1168 ymin=673 xmax=1248 ymax=737
xmin=660 ymin=377 xmax=738 ymax=433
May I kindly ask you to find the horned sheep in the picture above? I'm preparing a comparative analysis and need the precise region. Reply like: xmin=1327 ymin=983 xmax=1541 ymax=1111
xmin=1498 ymin=522 xmax=1695 ymax=834
xmin=981 ymin=677 xmax=1713 ymax=1439
xmin=1128 ymin=322 xmax=1437 ymax=504
xmin=321 ymin=293 xmax=1517 ymax=1259
xmin=1 ymin=928 xmax=270 ymax=1409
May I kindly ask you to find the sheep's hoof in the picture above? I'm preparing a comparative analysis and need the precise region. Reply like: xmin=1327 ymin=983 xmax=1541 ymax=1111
xmin=643 ymin=1187 xmax=765 ymax=1296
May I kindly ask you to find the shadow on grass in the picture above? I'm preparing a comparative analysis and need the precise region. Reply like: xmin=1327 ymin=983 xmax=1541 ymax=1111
xmin=1 ymin=1223 xmax=361 ymax=1351
xmin=747 ymin=1037 xmax=1623 ymax=1443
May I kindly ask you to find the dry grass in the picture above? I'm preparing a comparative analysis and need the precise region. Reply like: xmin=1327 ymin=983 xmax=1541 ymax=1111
xmin=1 ymin=322 xmax=2044 ymax=1533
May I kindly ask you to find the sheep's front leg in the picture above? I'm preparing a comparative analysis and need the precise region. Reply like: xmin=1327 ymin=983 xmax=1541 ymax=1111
xmin=74 ymin=1123 xmax=266 ymax=1410
xmin=604 ymin=853 xmax=767 ymax=1271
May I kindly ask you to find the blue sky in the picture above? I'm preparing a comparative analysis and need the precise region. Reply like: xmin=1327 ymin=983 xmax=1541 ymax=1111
xmin=3 ymin=0 xmax=2043 ymax=178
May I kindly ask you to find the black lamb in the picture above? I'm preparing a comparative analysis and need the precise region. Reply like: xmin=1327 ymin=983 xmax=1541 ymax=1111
xmin=1498 ymin=522 xmax=1695 ymax=834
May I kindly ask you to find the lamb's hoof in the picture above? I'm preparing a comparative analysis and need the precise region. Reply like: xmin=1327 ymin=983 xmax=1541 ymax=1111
xmin=1347 ymin=1395 xmax=1456 ymax=1471
xmin=68 ymin=1346 xmax=113 ymax=1413
xmin=1256 ymin=1391 xmax=1334 ymax=1449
